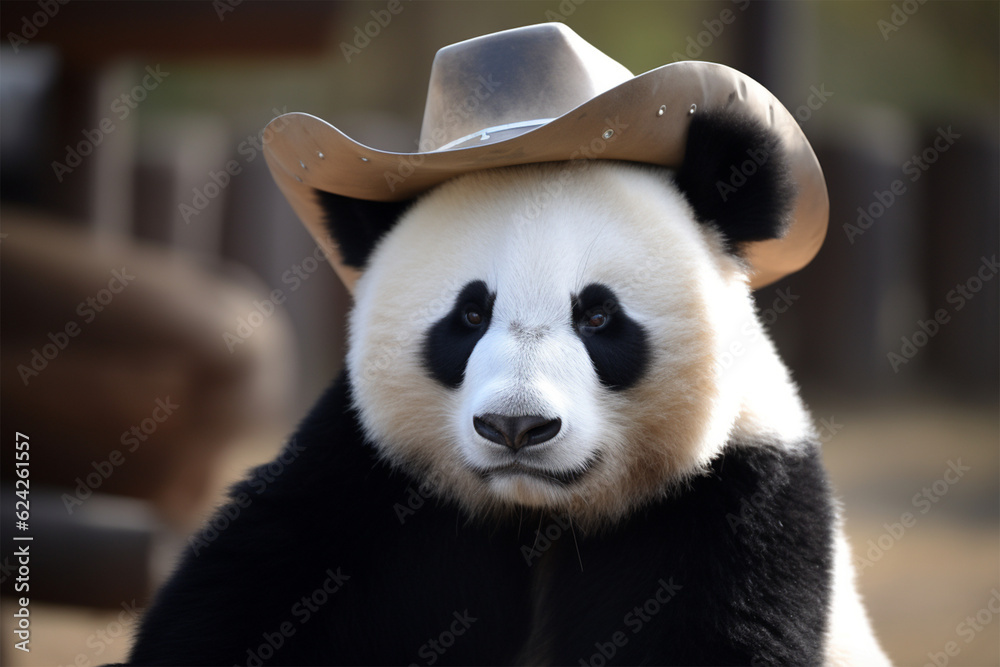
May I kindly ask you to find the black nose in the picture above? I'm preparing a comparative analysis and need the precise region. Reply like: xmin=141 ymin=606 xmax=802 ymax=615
xmin=473 ymin=413 xmax=562 ymax=451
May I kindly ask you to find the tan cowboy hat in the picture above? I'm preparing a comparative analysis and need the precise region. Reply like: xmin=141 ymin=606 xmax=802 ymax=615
xmin=262 ymin=22 xmax=828 ymax=290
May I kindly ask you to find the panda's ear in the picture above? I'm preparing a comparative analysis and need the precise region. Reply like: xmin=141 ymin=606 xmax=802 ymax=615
xmin=673 ymin=109 xmax=796 ymax=253
xmin=314 ymin=189 xmax=414 ymax=269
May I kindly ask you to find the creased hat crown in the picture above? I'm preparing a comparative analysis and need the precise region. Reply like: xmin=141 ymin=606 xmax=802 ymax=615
xmin=418 ymin=23 xmax=633 ymax=151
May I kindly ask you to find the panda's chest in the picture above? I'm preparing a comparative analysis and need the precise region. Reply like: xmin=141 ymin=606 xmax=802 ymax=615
xmin=511 ymin=514 xmax=680 ymax=664
xmin=483 ymin=444 xmax=832 ymax=664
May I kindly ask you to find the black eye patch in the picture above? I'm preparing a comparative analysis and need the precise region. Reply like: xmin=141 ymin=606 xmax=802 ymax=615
xmin=423 ymin=280 xmax=495 ymax=388
xmin=571 ymin=283 xmax=649 ymax=390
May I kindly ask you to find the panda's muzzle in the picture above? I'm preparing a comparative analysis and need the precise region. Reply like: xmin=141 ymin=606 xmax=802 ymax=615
xmin=473 ymin=413 xmax=561 ymax=451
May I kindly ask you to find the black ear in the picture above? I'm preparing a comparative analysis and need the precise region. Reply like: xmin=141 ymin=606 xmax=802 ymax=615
xmin=674 ymin=109 xmax=796 ymax=253
xmin=314 ymin=189 xmax=413 ymax=269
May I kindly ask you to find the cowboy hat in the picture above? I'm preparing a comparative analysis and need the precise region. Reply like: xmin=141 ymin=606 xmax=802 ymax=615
xmin=262 ymin=22 xmax=828 ymax=290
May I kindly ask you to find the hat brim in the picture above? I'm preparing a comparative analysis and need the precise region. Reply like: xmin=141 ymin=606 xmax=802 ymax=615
xmin=263 ymin=60 xmax=828 ymax=291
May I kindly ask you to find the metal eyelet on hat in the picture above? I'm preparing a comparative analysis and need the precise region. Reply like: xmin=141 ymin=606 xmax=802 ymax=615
xmin=657 ymin=105 xmax=666 ymax=117
xmin=317 ymin=151 xmax=325 ymax=159
xmin=602 ymin=129 xmax=614 ymax=139
xmin=689 ymin=104 xmax=697 ymax=115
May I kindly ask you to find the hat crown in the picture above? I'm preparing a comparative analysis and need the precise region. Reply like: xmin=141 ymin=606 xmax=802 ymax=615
xmin=418 ymin=23 xmax=632 ymax=151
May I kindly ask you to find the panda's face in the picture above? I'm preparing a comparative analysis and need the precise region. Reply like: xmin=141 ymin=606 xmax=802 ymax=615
xmin=347 ymin=162 xmax=756 ymax=524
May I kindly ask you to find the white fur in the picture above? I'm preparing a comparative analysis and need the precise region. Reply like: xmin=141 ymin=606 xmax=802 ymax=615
xmin=824 ymin=521 xmax=893 ymax=665
xmin=348 ymin=161 xmax=811 ymax=523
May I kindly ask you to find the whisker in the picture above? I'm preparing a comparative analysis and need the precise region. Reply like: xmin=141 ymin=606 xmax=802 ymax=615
xmin=530 ymin=513 xmax=544 ymax=555
xmin=569 ymin=516 xmax=584 ymax=572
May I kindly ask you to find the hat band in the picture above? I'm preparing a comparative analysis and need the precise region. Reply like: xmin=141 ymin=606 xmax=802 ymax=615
xmin=433 ymin=118 xmax=555 ymax=151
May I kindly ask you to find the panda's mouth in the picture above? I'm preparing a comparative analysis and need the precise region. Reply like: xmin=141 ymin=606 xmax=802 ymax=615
xmin=473 ymin=458 xmax=596 ymax=486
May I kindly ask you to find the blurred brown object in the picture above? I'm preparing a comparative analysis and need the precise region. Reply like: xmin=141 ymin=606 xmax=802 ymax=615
xmin=0 ymin=1 xmax=339 ymax=65
xmin=1 ymin=209 xmax=295 ymax=527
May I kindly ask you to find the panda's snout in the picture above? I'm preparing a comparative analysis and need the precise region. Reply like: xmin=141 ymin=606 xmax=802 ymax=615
xmin=473 ymin=413 xmax=561 ymax=451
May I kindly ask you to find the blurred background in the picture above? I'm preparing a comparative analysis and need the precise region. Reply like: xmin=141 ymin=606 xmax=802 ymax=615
xmin=0 ymin=1 xmax=996 ymax=664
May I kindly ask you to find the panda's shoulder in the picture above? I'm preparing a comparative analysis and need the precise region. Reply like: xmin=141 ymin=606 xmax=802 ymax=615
xmin=537 ymin=441 xmax=834 ymax=663
xmin=216 ymin=373 xmax=404 ymax=537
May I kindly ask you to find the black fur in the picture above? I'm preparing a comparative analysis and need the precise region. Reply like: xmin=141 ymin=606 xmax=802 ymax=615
xmin=129 ymin=374 xmax=533 ymax=666
xmin=314 ymin=189 xmax=412 ymax=268
xmin=538 ymin=443 xmax=834 ymax=666
xmin=674 ymin=109 xmax=797 ymax=253
xmin=572 ymin=283 xmax=650 ymax=390
xmin=423 ymin=280 xmax=496 ymax=388
xmin=128 ymin=373 xmax=833 ymax=666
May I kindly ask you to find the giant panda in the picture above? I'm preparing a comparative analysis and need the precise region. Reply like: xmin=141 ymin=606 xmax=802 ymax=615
xmin=125 ymin=20 xmax=891 ymax=665
xmin=127 ymin=106 xmax=889 ymax=666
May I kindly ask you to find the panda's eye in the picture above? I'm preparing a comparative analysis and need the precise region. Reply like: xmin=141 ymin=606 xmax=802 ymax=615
xmin=585 ymin=311 xmax=608 ymax=329
xmin=571 ymin=283 xmax=649 ymax=391
xmin=464 ymin=308 xmax=484 ymax=327
xmin=424 ymin=280 xmax=495 ymax=389
xmin=580 ymin=308 xmax=609 ymax=332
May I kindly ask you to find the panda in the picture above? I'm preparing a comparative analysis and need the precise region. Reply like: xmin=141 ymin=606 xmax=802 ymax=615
xmin=127 ymin=110 xmax=888 ymax=667
xmin=127 ymin=25 xmax=890 ymax=667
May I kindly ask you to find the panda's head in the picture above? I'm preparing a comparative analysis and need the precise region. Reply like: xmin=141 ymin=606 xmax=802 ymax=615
xmin=320 ymin=111 xmax=811 ymax=526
